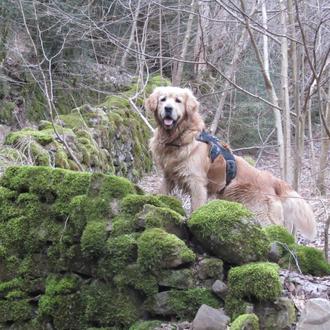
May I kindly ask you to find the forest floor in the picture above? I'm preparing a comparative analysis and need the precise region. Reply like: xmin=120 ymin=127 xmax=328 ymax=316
xmin=138 ymin=142 xmax=330 ymax=316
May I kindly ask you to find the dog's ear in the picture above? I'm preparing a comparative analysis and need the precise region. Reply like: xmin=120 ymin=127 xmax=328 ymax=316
xmin=184 ymin=89 xmax=199 ymax=113
xmin=145 ymin=88 xmax=160 ymax=112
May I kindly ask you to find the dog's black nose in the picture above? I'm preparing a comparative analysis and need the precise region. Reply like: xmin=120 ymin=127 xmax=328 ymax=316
xmin=165 ymin=106 xmax=173 ymax=115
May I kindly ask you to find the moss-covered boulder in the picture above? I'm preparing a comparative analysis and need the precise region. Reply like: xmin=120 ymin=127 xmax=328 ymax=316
xmin=230 ymin=313 xmax=259 ymax=330
xmin=0 ymin=165 xmax=302 ymax=328
xmin=145 ymin=288 xmax=221 ymax=320
xmin=254 ymin=297 xmax=296 ymax=330
xmin=262 ymin=225 xmax=295 ymax=246
xmin=225 ymin=262 xmax=282 ymax=319
xmin=137 ymin=228 xmax=195 ymax=271
xmin=1 ymin=76 xmax=170 ymax=180
xmin=227 ymin=262 xmax=282 ymax=302
xmin=283 ymin=244 xmax=330 ymax=276
xmin=0 ymin=166 xmax=146 ymax=328
xmin=188 ymin=200 xmax=270 ymax=264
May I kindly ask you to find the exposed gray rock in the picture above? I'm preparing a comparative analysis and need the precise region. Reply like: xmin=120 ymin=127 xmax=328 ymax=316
xmin=254 ymin=297 xmax=296 ymax=330
xmin=211 ymin=280 xmax=228 ymax=300
xmin=157 ymin=269 xmax=195 ymax=289
xmin=197 ymin=257 xmax=224 ymax=280
xmin=297 ymin=298 xmax=330 ymax=330
xmin=192 ymin=304 xmax=229 ymax=330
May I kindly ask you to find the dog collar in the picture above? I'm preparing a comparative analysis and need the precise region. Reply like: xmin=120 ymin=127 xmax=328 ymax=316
xmin=196 ymin=131 xmax=237 ymax=186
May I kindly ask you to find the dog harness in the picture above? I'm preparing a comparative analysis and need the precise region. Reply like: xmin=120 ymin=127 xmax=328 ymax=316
xmin=196 ymin=131 xmax=237 ymax=186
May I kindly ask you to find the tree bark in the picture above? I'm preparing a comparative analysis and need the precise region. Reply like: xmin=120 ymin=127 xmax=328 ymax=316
xmin=280 ymin=0 xmax=292 ymax=183
xmin=210 ymin=27 xmax=249 ymax=134
xmin=317 ymin=81 xmax=330 ymax=194
xmin=287 ymin=0 xmax=303 ymax=190
xmin=172 ymin=0 xmax=196 ymax=86
xmin=121 ymin=0 xmax=141 ymax=67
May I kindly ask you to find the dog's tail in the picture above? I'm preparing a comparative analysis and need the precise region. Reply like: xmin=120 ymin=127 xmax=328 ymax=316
xmin=282 ymin=190 xmax=316 ymax=240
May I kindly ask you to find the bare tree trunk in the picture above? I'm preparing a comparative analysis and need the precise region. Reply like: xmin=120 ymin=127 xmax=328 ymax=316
xmin=193 ymin=0 xmax=209 ymax=79
xmin=172 ymin=0 xmax=196 ymax=86
xmin=210 ymin=27 xmax=249 ymax=134
xmin=280 ymin=0 xmax=292 ymax=183
xmin=307 ymin=98 xmax=316 ymax=177
xmin=247 ymin=0 xmax=285 ymax=178
xmin=159 ymin=2 xmax=163 ymax=78
xmin=317 ymin=81 xmax=330 ymax=194
xmin=121 ymin=0 xmax=141 ymax=67
xmin=288 ymin=0 xmax=303 ymax=190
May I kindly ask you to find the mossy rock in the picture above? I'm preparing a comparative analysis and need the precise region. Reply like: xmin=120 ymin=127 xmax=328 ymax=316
xmin=156 ymin=268 xmax=195 ymax=289
xmin=135 ymin=204 xmax=187 ymax=238
xmin=283 ymin=244 xmax=330 ymax=276
xmin=145 ymin=288 xmax=221 ymax=320
xmin=0 ymin=100 xmax=15 ymax=124
xmin=0 ymin=299 xmax=33 ymax=322
xmin=227 ymin=262 xmax=282 ymax=303
xmin=3 ymin=85 xmax=153 ymax=180
xmin=120 ymin=194 xmax=167 ymax=215
xmin=112 ymin=263 xmax=158 ymax=296
xmin=83 ymin=280 xmax=142 ymax=328
xmin=137 ymin=228 xmax=195 ymax=271
xmin=254 ymin=297 xmax=296 ymax=330
xmin=81 ymin=221 xmax=108 ymax=258
xmin=197 ymin=257 xmax=224 ymax=280
xmin=157 ymin=195 xmax=186 ymax=216
xmin=98 ymin=234 xmax=138 ymax=277
xmin=188 ymin=200 xmax=270 ymax=264
xmin=230 ymin=313 xmax=260 ymax=330
xmin=263 ymin=225 xmax=295 ymax=246
xmin=129 ymin=320 xmax=162 ymax=330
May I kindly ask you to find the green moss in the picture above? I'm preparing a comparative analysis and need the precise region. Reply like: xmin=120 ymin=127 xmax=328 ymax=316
xmin=227 ymin=262 xmax=282 ymax=302
xmin=135 ymin=204 xmax=186 ymax=237
xmin=45 ymin=274 xmax=79 ymax=296
xmin=100 ymin=234 xmax=138 ymax=276
xmin=88 ymin=172 xmax=136 ymax=200
xmin=198 ymin=257 xmax=224 ymax=280
xmin=31 ymin=141 xmax=51 ymax=165
xmin=188 ymin=200 xmax=270 ymax=264
xmin=0 ymin=100 xmax=15 ymax=124
xmin=81 ymin=221 xmax=107 ymax=258
xmin=59 ymin=113 xmax=86 ymax=128
xmin=39 ymin=292 xmax=86 ymax=330
xmin=156 ymin=268 xmax=195 ymax=289
xmin=129 ymin=320 xmax=162 ymax=330
xmin=137 ymin=228 xmax=195 ymax=272
xmin=0 ymin=277 xmax=24 ymax=294
xmin=157 ymin=195 xmax=185 ymax=216
xmin=230 ymin=313 xmax=259 ymax=330
xmin=225 ymin=296 xmax=253 ymax=320
xmin=83 ymin=281 xmax=141 ymax=328
xmin=263 ymin=225 xmax=295 ymax=245
xmin=113 ymin=263 xmax=158 ymax=296
xmin=121 ymin=194 xmax=166 ymax=215
xmin=0 ymin=299 xmax=33 ymax=322
xmin=5 ymin=128 xmax=54 ymax=146
xmin=55 ymin=148 xmax=70 ymax=169
xmin=285 ymin=244 xmax=330 ymax=276
xmin=146 ymin=288 xmax=220 ymax=320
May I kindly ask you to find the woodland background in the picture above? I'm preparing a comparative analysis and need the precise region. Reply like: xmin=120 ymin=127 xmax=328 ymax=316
xmin=0 ymin=0 xmax=329 ymax=251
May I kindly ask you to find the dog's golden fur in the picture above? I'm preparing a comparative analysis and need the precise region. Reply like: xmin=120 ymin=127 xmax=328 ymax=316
xmin=146 ymin=86 xmax=316 ymax=239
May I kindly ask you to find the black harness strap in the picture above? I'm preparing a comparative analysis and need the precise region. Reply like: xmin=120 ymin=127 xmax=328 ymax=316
xmin=196 ymin=131 xmax=237 ymax=186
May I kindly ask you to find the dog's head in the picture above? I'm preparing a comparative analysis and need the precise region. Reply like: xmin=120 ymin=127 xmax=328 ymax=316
xmin=145 ymin=86 xmax=199 ymax=130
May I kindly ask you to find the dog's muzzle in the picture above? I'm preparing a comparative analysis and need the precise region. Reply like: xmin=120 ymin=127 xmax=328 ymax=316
xmin=162 ymin=106 xmax=177 ymax=129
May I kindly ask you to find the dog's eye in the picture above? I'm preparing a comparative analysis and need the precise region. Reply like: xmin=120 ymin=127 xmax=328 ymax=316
xmin=175 ymin=98 xmax=182 ymax=103
xmin=160 ymin=97 xmax=166 ymax=102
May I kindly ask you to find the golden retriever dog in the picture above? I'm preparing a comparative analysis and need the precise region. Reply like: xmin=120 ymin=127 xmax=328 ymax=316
xmin=146 ymin=86 xmax=316 ymax=240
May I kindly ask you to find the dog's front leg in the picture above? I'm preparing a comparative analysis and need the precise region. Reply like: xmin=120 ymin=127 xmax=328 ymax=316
xmin=190 ymin=182 xmax=208 ymax=211
xmin=160 ymin=176 xmax=173 ymax=195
